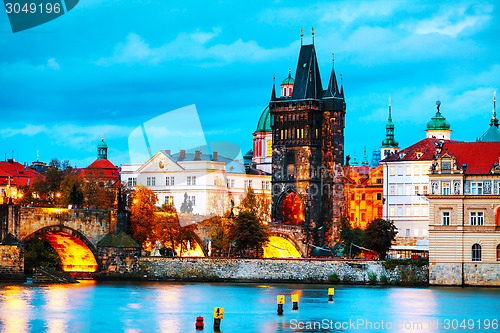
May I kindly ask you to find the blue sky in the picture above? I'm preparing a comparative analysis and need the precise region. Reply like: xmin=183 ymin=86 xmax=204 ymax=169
xmin=1 ymin=0 xmax=499 ymax=167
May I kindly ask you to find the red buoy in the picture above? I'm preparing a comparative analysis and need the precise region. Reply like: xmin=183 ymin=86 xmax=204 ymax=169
xmin=195 ymin=316 xmax=204 ymax=330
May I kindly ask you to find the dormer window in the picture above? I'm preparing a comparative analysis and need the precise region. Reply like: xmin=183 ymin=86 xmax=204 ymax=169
xmin=416 ymin=152 xmax=422 ymax=159
xmin=399 ymin=153 xmax=405 ymax=159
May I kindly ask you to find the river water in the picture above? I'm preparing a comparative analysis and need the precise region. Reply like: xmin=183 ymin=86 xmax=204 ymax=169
xmin=0 ymin=281 xmax=498 ymax=333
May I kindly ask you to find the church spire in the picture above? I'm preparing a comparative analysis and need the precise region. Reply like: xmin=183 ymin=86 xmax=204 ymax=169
xmin=381 ymin=98 xmax=398 ymax=148
xmin=491 ymin=91 xmax=498 ymax=128
xmin=270 ymin=73 xmax=276 ymax=101
xmin=324 ymin=53 xmax=340 ymax=98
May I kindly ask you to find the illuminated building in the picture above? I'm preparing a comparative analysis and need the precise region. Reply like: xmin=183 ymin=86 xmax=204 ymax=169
xmin=428 ymin=141 xmax=500 ymax=285
xmin=0 ymin=158 xmax=42 ymax=202
xmin=345 ymin=163 xmax=384 ymax=229
xmin=269 ymin=34 xmax=346 ymax=246
xmin=120 ymin=149 xmax=271 ymax=217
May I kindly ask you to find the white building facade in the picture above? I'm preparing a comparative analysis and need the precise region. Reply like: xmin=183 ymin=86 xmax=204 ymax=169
xmin=121 ymin=149 xmax=271 ymax=217
xmin=382 ymin=101 xmax=455 ymax=244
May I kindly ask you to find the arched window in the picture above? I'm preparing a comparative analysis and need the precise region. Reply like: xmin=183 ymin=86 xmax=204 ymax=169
xmin=497 ymin=244 xmax=500 ymax=262
xmin=472 ymin=244 xmax=481 ymax=262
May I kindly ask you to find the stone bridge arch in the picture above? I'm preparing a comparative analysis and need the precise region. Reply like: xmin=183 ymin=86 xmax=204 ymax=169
xmin=267 ymin=224 xmax=307 ymax=258
xmin=23 ymin=225 xmax=99 ymax=273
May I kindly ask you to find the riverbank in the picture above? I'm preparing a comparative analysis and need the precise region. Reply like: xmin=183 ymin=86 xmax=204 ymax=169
xmin=131 ymin=257 xmax=428 ymax=285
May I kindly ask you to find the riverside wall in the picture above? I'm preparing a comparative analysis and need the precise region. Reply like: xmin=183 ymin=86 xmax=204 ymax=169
xmin=139 ymin=258 xmax=428 ymax=285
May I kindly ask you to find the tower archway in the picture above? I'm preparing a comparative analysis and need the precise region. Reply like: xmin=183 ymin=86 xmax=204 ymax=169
xmin=276 ymin=190 xmax=305 ymax=225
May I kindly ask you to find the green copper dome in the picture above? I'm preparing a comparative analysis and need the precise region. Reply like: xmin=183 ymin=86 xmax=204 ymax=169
xmin=256 ymin=106 xmax=272 ymax=132
xmin=282 ymin=75 xmax=294 ymax=85
xmin=427 ymin=101 xmax=450 ymax=130
xmin=98 ymin=138 xmax=108 ymax=149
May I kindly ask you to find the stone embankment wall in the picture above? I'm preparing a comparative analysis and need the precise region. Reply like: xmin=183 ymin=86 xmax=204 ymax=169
xmin=430 ymin=262 xmax=500 ymax=286
xmin=140 ymin=258 xmax=428 ymax=285
xmin=0 ymin=245 xmax=25 ymax=281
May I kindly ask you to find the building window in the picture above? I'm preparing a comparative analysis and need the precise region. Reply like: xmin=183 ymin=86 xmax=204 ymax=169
xmin=267 ymin=140 xmax=272 ymax=157
xmin=414 ymin=185 xmax=419 ymax=195
xmin=151 ymin=177 xmax=156 ymax=186
xmin=165 ymin=196 xmax=174 ymax=205
xmin=361 ymin=193 xmax=365 ymax=200
xmin=376 ymin=193 xmax=382 ymax=200
xmin=405 ymin=185 xmax=411 ymax=196
xmin=397 ymin=166 xmax=403 ymax=176
xmin=147 ymin=177 xmax=151 ymax=186
xmin=390 ymin=186 xmax=395 ymax=195
xmin=187 ymin=176 xmax=191 ymax=185
xmin=472 ymin=244 xmax=481 ymax=262
xmin=423 ymin=205 xmax=428 ymax=216
xmin=422 ymin=166 xmax=428 ymax=174
xmin=406 ymin=167 xmax=411 ymax=176
xmin=442 ymin=211 xmax=450 ymax=226
xmin=414 ymin=205 xmax=421 ymax=216
xmin=390 ymin=206 xmax=395 ymax=216
xmin=390 ymin=167 xmax=395 ymax=176
xmin=187 ymin=176 xmax=196 ymax=185
xmin=190 ymin=196 xmax=196 ymax=206
xmin=248 ymin=180 xmax=252 ymax=188
xmin=127 ymin=177 xmax=137 ymax=187
xmin=497 ymin=245 xmax=500 ymax=261
xmin=414 ymin=166 xmax=420 ymax=176
xmin=443 ymin=182 xmax=450 ymax=195
xmin=470 ymin=212 xmax=484 ymax=226
xmin=406 ymin=206 xmax=411 ymax=216
xmin=166 ymin=177 xmax=170 ymax=186
xmin=471 ymin=182 xmax=483 ymax=195
xmin=423 ymin=185 xmax=428 ymax=195
xmin=405 ymin=229 xmax=410 ymax=237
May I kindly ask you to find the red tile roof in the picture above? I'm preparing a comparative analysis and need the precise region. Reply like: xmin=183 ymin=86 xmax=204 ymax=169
xmin=79 ymin=158 xmax=119 ymax=179
xmin=381 ymin=138 xmax=463 ymax=162
xmin=442 ymin=142 xmax=500 ymax=175
xmin=0 ymin=161 xmax=43 ymax=187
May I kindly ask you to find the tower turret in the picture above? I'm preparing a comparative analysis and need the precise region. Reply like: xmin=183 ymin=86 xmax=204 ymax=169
xmin=381 ymin=98 xmax=400 ymax=158
xmin=97 ymin=137 xmax=108 ymax=159
xmin=425 ymin=99 xmax=451 ymax=140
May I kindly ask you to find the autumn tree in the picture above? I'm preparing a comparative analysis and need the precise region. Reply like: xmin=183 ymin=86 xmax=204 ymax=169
xmin=365 ymin=218 xmax=397 ymax=260
xmin=130 ymin=186 xmax=158 ymax=246
xmin=239 ymin=187 xmax=271 ymax=222
xmin=203 ymin=216 xmax=233 ymax=256
xmin=81 ymin=178 xmax=115 ymax=210
xmin=230 ymin=211 xmax=269 ymax=258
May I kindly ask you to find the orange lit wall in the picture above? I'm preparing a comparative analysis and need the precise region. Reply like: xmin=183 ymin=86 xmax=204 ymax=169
xmin=345 ymin=165 xmax=384 ymax=229
xmin=40 ymin=231 xmax=98 ymax=272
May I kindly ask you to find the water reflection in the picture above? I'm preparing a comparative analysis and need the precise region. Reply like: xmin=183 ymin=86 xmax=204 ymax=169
xmin=0 ymin=283 xmax=498 ymax=333
xmin=0 ymin=286 xmax=32 ymax=333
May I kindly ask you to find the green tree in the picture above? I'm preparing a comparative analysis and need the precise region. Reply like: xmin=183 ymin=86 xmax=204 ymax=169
xmin=60 ymin=171 xmax=83 ymax=208
xmin=24 ymin=236 xmax=61 ymax=274
xmin=365 ymin=218 xmax=397 ymax=260
xmin=130 ymin=186 xmax=158 ymax=247
xmin=231 ymin=211 xmax=269 ymax=257
xmin=339 ymin=215 xmax=366 ymax=257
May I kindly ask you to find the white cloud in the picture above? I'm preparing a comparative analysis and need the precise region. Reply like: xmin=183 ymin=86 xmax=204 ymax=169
xmin=47 ymin=58 xmax=60 ymax=70
xmin=96 ymin=28 xmax=296 ymax=66
xmin=408 ymin=3 xmax=493 ymax=37
xmin=0 ymin=124 xmax=133 ymax=150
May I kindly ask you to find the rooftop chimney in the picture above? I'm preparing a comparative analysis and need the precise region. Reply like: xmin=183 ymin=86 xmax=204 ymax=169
xmin=194 ymin=150 xmax=201 ymax=161
xmin=213 ymin=152 xmax=218 ymax=161
xmin=165 ymin=150 xmax=171 ymax=156
xmin=179 ymin=150 xmax=186 ymax=161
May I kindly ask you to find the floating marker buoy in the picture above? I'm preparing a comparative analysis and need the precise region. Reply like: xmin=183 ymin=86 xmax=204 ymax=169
xmin=195 ymin=316 xmax=204 ymax=330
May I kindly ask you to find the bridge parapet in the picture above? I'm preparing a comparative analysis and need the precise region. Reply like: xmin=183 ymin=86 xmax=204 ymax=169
xmin=19 ymin=207 xmax=112 ymax=246
xmin=268 ymin=223 xmax=307 ymax=257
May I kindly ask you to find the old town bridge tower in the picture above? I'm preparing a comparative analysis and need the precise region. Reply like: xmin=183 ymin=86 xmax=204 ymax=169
xmin=270 ymin=42 xmax=346 ymax=247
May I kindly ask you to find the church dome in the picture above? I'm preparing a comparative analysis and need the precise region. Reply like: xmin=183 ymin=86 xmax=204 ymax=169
xmin=427 ymin=101 xmax=450 ymax=130
xmin=256 ymin=106 xmax=272 ymax=132
xmin=97 ymin=138 xmax=108 ymax=149
xmin=282 ymin=76 xmax=294 ymax=85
